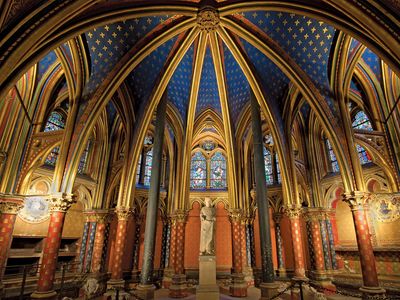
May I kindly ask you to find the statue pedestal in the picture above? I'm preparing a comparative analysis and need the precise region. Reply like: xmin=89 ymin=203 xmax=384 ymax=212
xmin=197 ymin=256 xmax=219 ymax=300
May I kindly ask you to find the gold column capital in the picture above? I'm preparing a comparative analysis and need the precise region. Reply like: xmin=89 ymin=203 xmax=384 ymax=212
xmin=284 ymin=204 xmax=303 ymax=219
xmin=86 ymin=209 xmax=112 ymax=223
xmin=0 ymin=193 xmax=24 ymax=214
xmin=303 ymin=208 xmax=325 ymax=222
xmin=115 ymin=206 xmax=133 ymax=221
xmin=171 ymin=209 xmax=188 ymax=224
xmin=228 ymin=209 xmax=243 ymax=223
xmin=342 ymin=191 xmax=370 ymax=210
xmin=48 ymin=193 xmax=76 ymax=213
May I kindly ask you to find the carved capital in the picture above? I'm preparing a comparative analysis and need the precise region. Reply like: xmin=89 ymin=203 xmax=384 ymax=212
xmin=171 ymin=210 xmax=187 ymax=224
xmin=89 ymin=210 xmax=111 ymax=224
xmin=0 ymin=194 xmax=24 ymax=214
xmin=342 ymin=191 xmax=370 ymax=210
xmin=284 ymin=204 xmax=302 ymax=219
xmin=115 ymin=206 xmax=133 ymax=221
xmin=303 ymin=208 xmax=324 ymax=222
xmin=197 ymin=7 xmax=219 ymax=31
xmin=48 ymin=193 xmax=76 ymax=212
xmin=228 ymin=209 xmax=243 ymax=223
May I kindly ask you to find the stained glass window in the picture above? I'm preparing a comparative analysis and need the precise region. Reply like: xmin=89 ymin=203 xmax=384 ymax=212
xmin=210 ymin=152 xmax=227 ymax=189
xmin=325 ymin=138 xmax=340 ymax=172
xmin=78 ymin=141 xmax=91 ymax=174
xmin=136 ymin=153 xmax=142 ymax=184
xmin=356 ymin=144 xmax=372 ymax=165
xmin=45 ymin=146 xmax=60 ymax=166
xmin=144 ymin=148 xmax=153 ymax=186
xmin=352 ymin=111 xmax=373 ymax=131
xmin=263 ymin=147 xmax=273 ymax=185
xmin=44 ymin=111 xmax=65 ymax=132
xmin=275 ymin=153 xmax=281 ymax=184
xmin=190 ymin=151 xmax=207 ymax=189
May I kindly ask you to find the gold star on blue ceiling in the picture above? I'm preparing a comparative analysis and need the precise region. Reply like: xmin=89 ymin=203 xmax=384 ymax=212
xmin=84 ymin=15 xmax=173 ymax=98
xmin=167 ymin=43 xmax=195 ymax=123
xmin=196 ymin=47 xmax=222 ymax=117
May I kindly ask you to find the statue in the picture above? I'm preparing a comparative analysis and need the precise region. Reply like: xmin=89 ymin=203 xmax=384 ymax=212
xmin=199 ymin=197 xmax=216 ymax=255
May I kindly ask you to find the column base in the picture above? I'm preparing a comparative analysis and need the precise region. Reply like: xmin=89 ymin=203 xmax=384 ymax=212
xmin=136 ymin=283 xmax=156 ymax=300
xmin=130 ymin=269 xmax=141 ymax=283
xmin=360 ymin=286 xmax=386 ymax=300
xmin=107 ymin=278 xmax=125 ymax=291
xmin=259 ymin=282 xmax=280 ymax=300
xmin=197 ymin=284 xmax=219 ymax=300
xmin=230 ymin=273 xmax=247 ymax=297
xmin=30 ymin=290 xmax=57 ymax=299
xmin=276 ymin=268 xmax=287 ymax=278
xmin=243 ymin=266 xmax=255 ymax=286
xmin=169 ymin=274 xmax=187 ymax=298
xmin=162 ymin=267 xmax=174 ymax=288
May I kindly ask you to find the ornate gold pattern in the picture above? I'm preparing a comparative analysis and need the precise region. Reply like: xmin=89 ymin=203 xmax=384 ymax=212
xmin=342 ymin=191 xmax=370 ymax=210
xmin=48 ymin=193 xmax=76 ymax=212
xmin=229 ymin=209 xmax=243 ymax=223
xmin=0 ymin=199 xmax=24 ymax=214
xmin=115 ymin=206 xmax=133 ymax=221
xmin=197 ymin=7 xmax=220 ymax=32
xmin=171 ymin=210 xmax=187 ymax=224
xmin=284 ymin=204 xmax=302 ymax=219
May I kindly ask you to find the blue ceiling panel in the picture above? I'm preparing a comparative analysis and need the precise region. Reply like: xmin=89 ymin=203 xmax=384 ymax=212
xmin=240 ymin=38 xmax=289 ymax=113
xmin=241 ymin=11 xmax=336 ymax=111
xmin=223 ymin=42 xmax=250 ymax=124
xmin=84 ymin=16 xmax=172 ymax=98
xmin=127 ymin=36 xmax=177 ymax=114
xmin=38 ymin=51 xmax=58 ymax=82
xmin=361 ymin=48 xmax=381 ymax=82
xmin=167 ymin=43 xmax=195 ymax=123
xmin=196 ymin=47 xmax=222 ymax=117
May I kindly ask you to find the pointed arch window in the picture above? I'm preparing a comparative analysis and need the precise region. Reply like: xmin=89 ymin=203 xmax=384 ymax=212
xmin=325 ymin=138 xmax=340 ymax=173
xmin=275 ymin=153 xmax=281 ymax=184
xmin=263 ymin=147 xmax=273 ymax=185
xmin=210 ymin=152 xmax=227 ymax=189
xmin=190 ymin=151 xmax=207 ymax=189
xmin=44 ymin=111 xmax=65 ymax=132
xmin=352 ymin=110 xmax=373 ymax=131
xmin=136 ymin=153 xmax=142 ymax=184
xmin=143 ymin=148 xmax=153 ymax=186
xmin=356 ymin=144 xmax=372 ymax=165
xmin=45 ymin=146 xmax=60 ymax=166
xmin=78 ymin=141 xmax=91 ymax=174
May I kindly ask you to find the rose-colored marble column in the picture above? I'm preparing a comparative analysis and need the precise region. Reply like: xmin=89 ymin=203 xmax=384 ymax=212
xmin=343 ymin=192 xmax=385 ymax=299
xmin=285 ymin=205 xmax=307 ymax=279
xmin=229 ymin=210 xmax=247 ymax=297
xmin=91 ymin=211 xmax=110 ymax=273
xmin=169 ymin=210 xmax=187 ymax=298
xmin=31 ymin=193 xmax=76 ymax=299
xmin=0 ymin=195 xmax=24 ymax=282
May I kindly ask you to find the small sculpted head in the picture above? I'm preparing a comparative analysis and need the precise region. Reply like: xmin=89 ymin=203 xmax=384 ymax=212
xmin=204 ymin=197 xmax=212 ymax=207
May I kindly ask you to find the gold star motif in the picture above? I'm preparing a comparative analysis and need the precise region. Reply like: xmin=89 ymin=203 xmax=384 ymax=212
xmin=307 ymin=20 xmax=312 ymax=26
xmin=104 ymin=25 xmax=110 ymax=31
xmin=88 ymin=32 xmax=93 ymax=39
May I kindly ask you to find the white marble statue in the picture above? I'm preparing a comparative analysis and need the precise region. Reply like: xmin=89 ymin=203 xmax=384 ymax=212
xmin=199 ymin=197 xmax=216 ymax=255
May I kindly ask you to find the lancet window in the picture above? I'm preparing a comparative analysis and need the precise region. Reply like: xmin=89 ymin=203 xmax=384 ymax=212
xmin=43 ymin=111 xmax=65 ymax=132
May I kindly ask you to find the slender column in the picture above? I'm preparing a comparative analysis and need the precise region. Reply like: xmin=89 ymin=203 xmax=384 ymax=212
xmin=108 ymin=207 xmax=132 ymax=287
xmin=250 ymin=92 xmax=278 ymax=299
xmin=0 ymin=195 xmax=24 ymax=283
xmin=304 ymin=209 xmax=327 ymax=282
xmin=272 ymin=213 xmax=286 ymax=277
xmin=285 ymin=205 xmax=307 ymax=279
xmin=31 ymin=193 xmax=76 ymax=299
xmin=84 ymin=222 xmax=97 ymax=273
xmin=137 ymin=94 xmax=167 ymax=299
xmin=169 ymin=210 xmax=187 ymax=298
xmin=229 ymin=210 xmax=247 ymax=297
xmin=319 ymin=217 xmax=332 ymax=271
xmin=78 ymin=221 xmax=90 ymax=272
xmin=324 ymin=211 xmax=337 ymax=270
xmin=250 ymin=94 xmax=274 ymax=281
xmin=240 ymin=218 xmax=248 ymax=270
xmin=161 ymin=155 xmax=167 ymax=189
xmin=343 ymin=192 xmax=386 ymax=299
xmin=131 ymin=214 xmax=143 ymax=282
xmin=160 ymin=217 xmax=169 ymax=269
xmin=91 ymin=211 xmax=110 ymax=273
